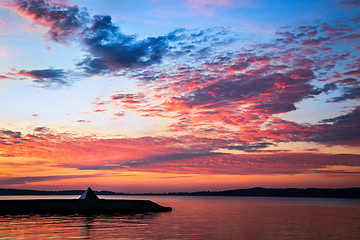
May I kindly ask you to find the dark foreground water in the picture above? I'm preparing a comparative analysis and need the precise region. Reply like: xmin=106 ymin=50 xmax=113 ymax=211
xmin=0 ymin=195 xmax=359 ymax=240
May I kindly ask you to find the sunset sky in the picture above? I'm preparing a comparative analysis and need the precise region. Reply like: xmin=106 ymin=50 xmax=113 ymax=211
xmin=0 ymin=0 xmax=359 ymax=193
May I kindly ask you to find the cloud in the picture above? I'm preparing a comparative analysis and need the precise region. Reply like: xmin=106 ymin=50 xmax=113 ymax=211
xmin=1 ymin=127 xmax=359 ymax=176
xmin=76 ymin=119 xmax=90 ymax=123
xmin=0 ymin=175 xmax=95 ymax=185
xmin=2 ymin=1 xmax=360 ymax=156
xmin=165 ymin=68 xmax=321 ymax=115
xmin=0 ymin=129 xmax=229 ymax=165
xmin=94 ymin=109 xmax=106 ymax=113
xmin=329 ymin=61 xmax=359 ymax=102
xmin=61 ymin=151 xmax=221 ymax=170
xmin=186 ymin=0 xmax=232 ymax=8
xmin=61 ymin=152 xmax=360 ymax=175
xmin=6 ymin=0 xmax=89 ymax=43
xmin=226 ymin=142 xmax=275 ymax=152
xmin=0 ymin=130 xmax=22 ymax=139
xmin=5 ymin=1 xmax=239 ymax=76
xmin=310 ymin=106 xmax=360 ymax=146
xmin=0 ymin=176 xmax=54 ymax=185
xmin=113 ymin=112 xmax=125 ymax=117
xmin=339 ymin=0 xmax=360 ymax=6
xmin=118 ymin=18 xmax=357 ymax=143
xmin=344 ymin=69 xmax=360 ymax=76
xmin=78 ymin=15 xmax=171 ymax=73
xmin=5 ymin=1 xmax=172 ymax=74
xmin=330 ymin=84 xmax=360 ymax=102
xmin=33 ymin=127 xmax=50 ymax=132
xmin=183 ymin=0 xmax=255 ymax=15
xmin=0 ymin=74 xmax=13 ymax=80
xmin=262 ymin=107 xmax=360 ymax=146
xmin=111 ymin=93 xmax=146 ymax=104
xmin=300 ymin=38 xmax=329 ymax=46
xmin=16 ymin=68 xmax=69 ymax=87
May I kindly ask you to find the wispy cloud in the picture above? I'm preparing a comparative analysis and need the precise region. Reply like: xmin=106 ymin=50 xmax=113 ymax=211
xmin=0 ymin=175 xmax=96 ymax=185
xmin=310 ymin=106 xmax=360 ymax=146
xmin=338 ymin=0 xmax=360 ymax=6
xmin=16 ymin=68 xmax=70 ymax=87
xmin=183 ymin=0 xmax=254 ymax=15
xmin=0 ymin=128 xmax=359 ymax=176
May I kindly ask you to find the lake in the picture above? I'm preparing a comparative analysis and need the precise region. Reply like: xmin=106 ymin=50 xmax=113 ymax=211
xmin=0 ymin=195 xmax=359 ymax=239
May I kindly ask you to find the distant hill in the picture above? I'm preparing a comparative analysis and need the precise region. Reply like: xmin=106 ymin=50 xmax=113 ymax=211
xmin=0 ymin=187 xmax=359 ymax=198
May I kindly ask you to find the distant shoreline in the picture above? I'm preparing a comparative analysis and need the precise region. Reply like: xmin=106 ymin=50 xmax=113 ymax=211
xmin=1 ymin=187 xmax=359 ymax=199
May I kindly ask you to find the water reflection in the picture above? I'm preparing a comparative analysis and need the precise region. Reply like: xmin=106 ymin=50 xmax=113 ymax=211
xmin=0 ymin=196 xmax=359 ymax=239
xmin=80 ymin=212 xmax=164 ymax=239
xmin=0 ymin=212 xmax=164 ymax=239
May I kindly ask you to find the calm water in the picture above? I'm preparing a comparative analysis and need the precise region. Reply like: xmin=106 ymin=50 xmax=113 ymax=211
xmin=0 ymin=195 xmax=359 ymax=240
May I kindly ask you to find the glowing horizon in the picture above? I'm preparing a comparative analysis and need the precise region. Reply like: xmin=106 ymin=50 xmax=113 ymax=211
xmin=0 ymin=0 xmax=359 ymax=193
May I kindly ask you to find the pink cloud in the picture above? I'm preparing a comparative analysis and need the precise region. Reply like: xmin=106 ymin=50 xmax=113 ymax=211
xmin=113 ymin=112 xmax=125 ymax=117
xmin=94 ymin=109 xmax=106 ymax=113
xmin=76 ymin=120 xmax=90 ymax=123
xmin=3 ymin=0 xmax=86 ymax=43
xmin=186 ymin=0 xmax=232 ymax=8
xmin=1 ymin=128 xmax=359 ymax=176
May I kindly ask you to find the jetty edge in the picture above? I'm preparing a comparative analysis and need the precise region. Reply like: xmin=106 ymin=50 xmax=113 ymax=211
xmin=0 ymin=187 xmax=172 ymax=214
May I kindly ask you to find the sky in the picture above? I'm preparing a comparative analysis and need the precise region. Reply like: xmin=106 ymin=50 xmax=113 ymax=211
xmin=0 ymin=0 xmax=359 ymax=193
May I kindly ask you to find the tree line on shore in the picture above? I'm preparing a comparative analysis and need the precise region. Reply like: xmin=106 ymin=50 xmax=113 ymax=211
xmin=1 ymin=187 xmax=359 ymax=198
